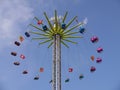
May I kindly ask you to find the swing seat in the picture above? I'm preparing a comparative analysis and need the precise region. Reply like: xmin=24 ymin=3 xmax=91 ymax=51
xmin=34 ymin=76 xmax=39 ymax=80
xmin=96 ymin=58 xmax=102 ymax=63
xmin=68 ymin=68 xmax=73 ymax=72
xmin=91 ymin=36 xmax=99 ymax=43
xmin=11 ymin=52 xmax=17 ymax=56
xmin=79 ymin=27 xmax=85 ymax=34
xmin=14 ymin=41 xmax=20 ymax=46
xmin=91 ymin=56 xmax=95 ymax=61
xmin=79 ymin=74 xmax=84 ymax=79
xmin=25 ymin=32 xmax=30 ymax=37
xmin=90 ymin=66 xmax=96 ymax=72
xmin=19 ymin=36 xmax=24 ymax=42
xmin=22 ymin=70 xmax=28 ymax=74
xmin=14 ymin=62 xmax=20 ymax=66
xmin=97 ymin=47 xmax=103 ymax=53
xmin=61 ymin=23 xmax=66 ymax=29
xmin=49 ymin=80 xmax=52 ymax=83
xmin=20 ymin=54 xmax=25 ymax=59
xmin=37 ymin=20 xmax=43 ymax=25
xmin=40 ymin=67 xmax=44 ymax=72
xmin=42 ymin=25 xmax=48 ymax=31
xmin=65 ymin=78 xmax=70 ymax=82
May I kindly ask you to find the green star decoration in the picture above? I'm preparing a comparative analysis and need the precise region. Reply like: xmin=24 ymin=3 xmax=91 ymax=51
xmin=29 ymin=10 xmax=84 ymax=48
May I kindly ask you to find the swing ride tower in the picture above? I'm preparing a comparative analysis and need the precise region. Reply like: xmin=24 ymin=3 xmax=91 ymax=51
xmin=30 ymin=10 xmax=86 ymax=90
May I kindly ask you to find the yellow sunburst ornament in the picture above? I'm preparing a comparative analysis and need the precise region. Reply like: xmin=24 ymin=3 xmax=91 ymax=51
xmin=29 ymin=10 xmax=86 ymax=48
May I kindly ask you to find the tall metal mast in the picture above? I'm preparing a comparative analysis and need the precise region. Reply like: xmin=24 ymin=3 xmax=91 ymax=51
xmin=56 ymin=34 xmax=61 ymax=90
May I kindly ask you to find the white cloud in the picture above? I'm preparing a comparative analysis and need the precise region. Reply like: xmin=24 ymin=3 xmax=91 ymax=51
xmin=0 ymin=0 xmax=33 ymax=50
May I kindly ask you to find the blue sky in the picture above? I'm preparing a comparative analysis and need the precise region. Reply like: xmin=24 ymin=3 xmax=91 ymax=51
xmin=0 ymin=0 xmax=120 ymax=90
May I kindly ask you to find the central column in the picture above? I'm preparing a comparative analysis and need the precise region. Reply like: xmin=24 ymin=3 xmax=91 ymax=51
xmin=52 ymin=34 xmax=61 ymax=90
xmin=56 ymin=34 xmax=61 ymax=90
